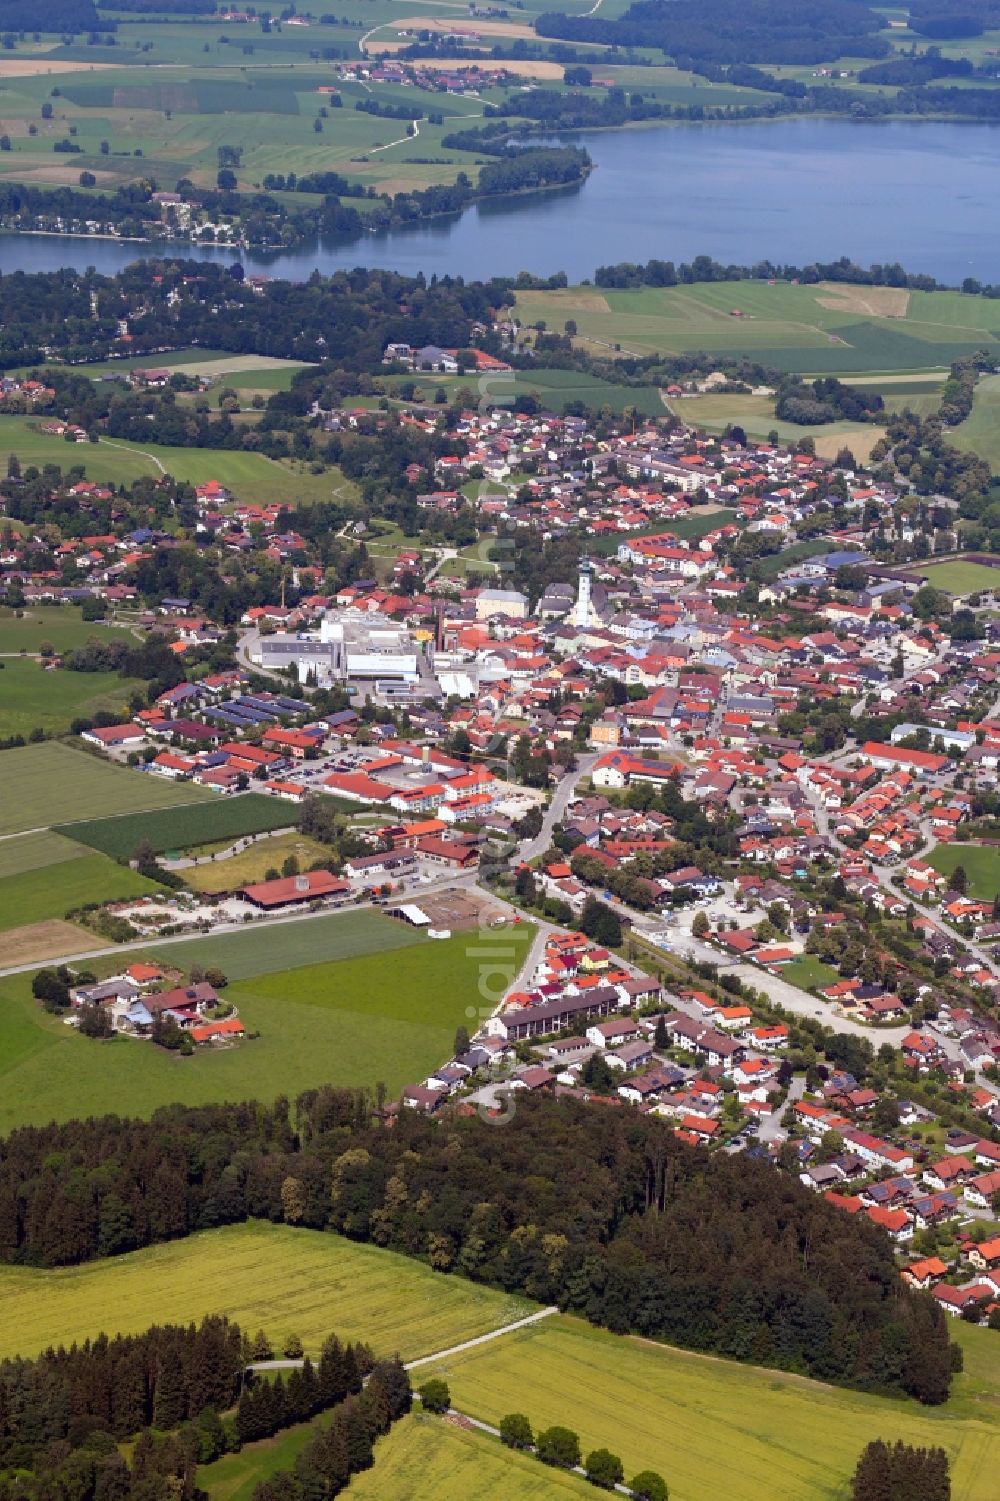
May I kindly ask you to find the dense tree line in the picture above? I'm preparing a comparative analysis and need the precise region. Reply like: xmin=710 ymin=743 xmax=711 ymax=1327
xmin=0 ymin=1316 xmax=403 ymax=1501
xmin=0 ymin=1093 xmax=957 ymax=1405
xmin=535 ymin=0 xmax=890 ymax=65
xmin=0 ymin=1317 xmax=243 ymax=1466
xmin=236 ymin=1334 xmax=374 ymax=1445
xmin=851 ymin=1439 xmax=950 ymax=1500
xmin=593 ymin=253 xmax=944 ymax=292
xmin=252 ymin=1358 xmax=412 ymax=1501
xmin=0 ymin=0 xmax=104 ymax=27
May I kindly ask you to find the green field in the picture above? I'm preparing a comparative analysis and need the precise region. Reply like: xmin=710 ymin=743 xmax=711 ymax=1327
xmin=343 ymin=1414 xmax=582 ymax=1501
xmin=0 ymin=920 xmax=533 ymax=1129
xmin=0 ymin=851 xmax=164 ymax=933
xmin=148 ymin=908 xmax=425 ymax=983
xmin=184 ymin=834 xmax=335 ymax=894
xmin=780 ymin=955 xmax=841 ymax=992
xmin=928 ymin=843 xmax=1000 ymax=902
xmin=423 ymin=1314 xmax=1000 ymax=1501
xmin=921 ymin=559 xmax=1000 ymax=597
xmin=59 ymin=793 xmax=302 ymax=859
xmin=0 ymin=828 xmax=86 ymax=879
xmin=202 ymin=1422 xmax=319 ymax=1501
xmin=515 ymin=281 xmax=1000 ymax=377
xmin=0 ymin=606 xmax=136 ymax=654
xmin=0 ymin=1222 xmax=531 ymax=1363
xmin=0 ymin=658 xmax=144 ymax=736
xmin=0 ymin=417 xmax=354 ymax=507
xmin=0 ymin=742 xmax=215 ymax=836
xmin=952 ymin=373 xmax=1000 ymax=474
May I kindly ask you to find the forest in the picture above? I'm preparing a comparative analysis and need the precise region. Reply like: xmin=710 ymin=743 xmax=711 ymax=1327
xmin=0 ymin=1091 xmax=957 ymax=1407
xmin=535 ymin=0 xmax=890 ymax=65
xmin=0 ymin=1311 xmax=410 ymax=1501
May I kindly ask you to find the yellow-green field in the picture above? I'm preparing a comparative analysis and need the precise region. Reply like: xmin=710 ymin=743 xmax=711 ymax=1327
xmin=0 ymin=1222 xmax=532 ymax=1363
xmin=344 ymin=1414 xmax=584 ymax=1500
xmin=666 ymin=391 xmax=885 ymax=461
xmin=422 ymin=1315 xmax=1000 ymax=1501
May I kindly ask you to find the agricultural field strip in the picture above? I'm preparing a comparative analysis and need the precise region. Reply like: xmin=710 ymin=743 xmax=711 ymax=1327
xmin=0 ymin=1224 xmax=535 ymax=1364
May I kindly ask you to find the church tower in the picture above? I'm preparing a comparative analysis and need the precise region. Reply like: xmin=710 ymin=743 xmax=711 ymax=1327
xmin=573 ymin=559 xmax=594 ymax=628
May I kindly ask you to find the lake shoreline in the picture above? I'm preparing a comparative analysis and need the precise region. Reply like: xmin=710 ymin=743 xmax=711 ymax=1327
xmin=3 ymin=117 xmax=999 ymax=284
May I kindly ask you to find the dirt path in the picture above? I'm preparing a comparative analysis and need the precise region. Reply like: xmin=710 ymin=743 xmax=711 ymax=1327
xmin=98 ymin=437 xmax=166 ymax=474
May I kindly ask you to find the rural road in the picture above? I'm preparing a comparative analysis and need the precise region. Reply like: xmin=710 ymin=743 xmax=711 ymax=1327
xmin=404 ymin=1306 xmax=558 ymax=1370
xmin=245 ymin=1306 xmax=558 ymax=1378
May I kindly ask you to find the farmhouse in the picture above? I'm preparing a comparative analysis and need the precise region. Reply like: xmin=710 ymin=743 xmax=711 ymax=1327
xmin=241 ymin=870 xmax=351 ymax=909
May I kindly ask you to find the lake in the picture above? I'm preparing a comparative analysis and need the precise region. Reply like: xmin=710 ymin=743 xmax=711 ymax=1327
xmin=2 ymin=118 xmax=999 ymax=284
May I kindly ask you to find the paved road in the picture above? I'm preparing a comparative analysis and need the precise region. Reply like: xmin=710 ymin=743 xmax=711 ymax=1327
xmin=404 ymin=1307 xmax=558 ymax=1370
xmin=246 ymin=1307 xmax=558 ymax=1377
xmin=520 ymin=752 xmax=599 ymax=863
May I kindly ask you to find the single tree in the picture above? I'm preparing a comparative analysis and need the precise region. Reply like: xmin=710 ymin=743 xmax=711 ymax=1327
xmin=536 ymin=1426 xmax=581 ymax=1469
xmin=630 ymin=1473 xmax=669 ymax=1501
xmin=585 ymin=1448 xmax=625 ymax=1489
xmin=418 ymin=1377 xmax=450 ymax=1414
xmin=499 ymin=1412 xmax=534 ymax=1450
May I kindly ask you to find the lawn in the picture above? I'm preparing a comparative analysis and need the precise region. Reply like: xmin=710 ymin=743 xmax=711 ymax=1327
xmin=422 ymin=1314 xmax=1000 ymax=1501
xmin=0 ymin=1222 xmax=532 ymax=1363
xmin=928 ymin=843 xmax=1000 ymax=902
xmin=183 ymin=834 xmax=334 ymax=894
xmin=59 ymin=792 xmax=302 ymax=860
xmin=922 ymin=559 xmax=1000 ymax=597
xmin=343 ymin=1414 xmax=583 ymax=1501
xmin=0 ymin=605 xmax=136 ymax=654
xmin=0 ymin=658 xmax=144 ymax=736
xmin=202 ymin=1423 xmax=318 ymax=1501
xmin=0 ymin=417 xmax=355 ymax=508
xmin=780 ymin=955 xmax=841 ymax=993
xmin=0 ymin=743 xmax=215 ymax=836
xmin=0 ymin=921 xmax=533 ymax=1129
xmin=0 ymin=852 xmax=164 ymax=933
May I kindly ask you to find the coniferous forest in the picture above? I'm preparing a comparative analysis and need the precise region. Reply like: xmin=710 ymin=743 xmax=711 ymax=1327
xmin=0 ymin=1092 xmax=956 ymax=1406
xmin=0 ymin=1312 xmax=410 ymax=1501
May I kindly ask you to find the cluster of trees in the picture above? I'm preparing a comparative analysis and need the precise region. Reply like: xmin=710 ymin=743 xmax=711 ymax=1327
xmin=535 ymin=0 xmax=890 ymax=65
xmin=851 ymin=1439 xmax=950 ymax=1500
xmin=0 ymin=1092 xmax=957 ymax=1404
xmin=261 ymin=171 xmax=367 ymax=198
xmin=776 ymin=376 xmax=884 ymax=427
xmin=499 ymin=1411 xmax=668 ymax=1496
xmin=0 ymin=1316 xmax=243 ymax=1467
xmin=236 ymin=1335 xmax=373 ymax=1444
xmin=251 ymin=1358 xmax=412 ymax=1501
xmin=0 ymin=1313 xmax=405 ymax=1501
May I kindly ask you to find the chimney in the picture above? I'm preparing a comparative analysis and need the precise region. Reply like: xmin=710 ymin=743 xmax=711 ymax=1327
xmin=295 ymin=875 xmax=309 ymax=892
